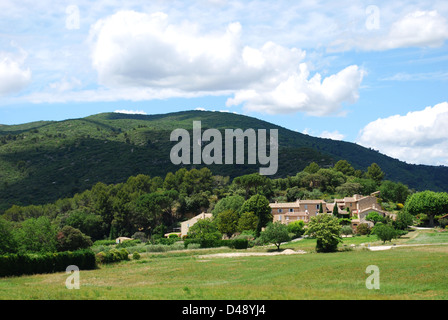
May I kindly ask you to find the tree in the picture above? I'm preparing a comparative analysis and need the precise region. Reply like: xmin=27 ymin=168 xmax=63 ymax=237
xmin=303 ymin=162 xmax=320 ymax=174
xmin=332 ymin=203 xmax=339 ymax=218
xmin=0 ymin=217 xmax=18 ymax=254
xmin=371 ymin=223 xmax=396 ymax=243
xmin=334 ymin=160 xmax=355 ymax=176
xmin=394 ymin=211 xmax=414 ymax=230
xmin=212 ymin=195 xmax=245 ymax=217
xmin=240 ymin=194 xmax=273 ymax=236
xmin=404 ymin=191 xmax=448 ymax=227
xmin=365 ymin=211 xmax=385 ymax=225
xmin=260 ymin=222 xmax=290 ymax=250
xmin=15 ymin=216 xmax=58 ymax=253
xmin=237 ymin=211 xmax=258 ymax=233
xmin=56 ymin=226 xmax=93 ymax=252
xmin=366 ymin=163 xmax=385 ymax=185
xmin=379 ymin=180 xmax=410 ymax=203
xmin=305 ymin=214 xmax=342 ymax=253
xmin=187 ymin=218 xmax=221 ymax=241
xmin=216 ymin=209 xmax=240 ymax=238
xmin=233 ymin=173 xmax=271 ymax=199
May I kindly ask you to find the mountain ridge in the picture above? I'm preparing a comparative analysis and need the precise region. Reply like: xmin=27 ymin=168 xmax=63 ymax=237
xmin=0 ymin=110 xmax=447 ymax=211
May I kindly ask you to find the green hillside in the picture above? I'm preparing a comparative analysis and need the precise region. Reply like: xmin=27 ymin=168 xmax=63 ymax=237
xmin=0 ymin=110 xmax=447 ymax=211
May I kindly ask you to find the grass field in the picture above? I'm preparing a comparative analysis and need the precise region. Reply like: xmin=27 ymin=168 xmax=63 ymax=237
xmin=1 ymin=229 xmax=447 ymax=300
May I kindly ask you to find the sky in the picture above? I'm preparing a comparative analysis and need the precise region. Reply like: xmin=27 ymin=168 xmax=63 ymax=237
xmin=0 ymin=0 xmax=448 ymax=166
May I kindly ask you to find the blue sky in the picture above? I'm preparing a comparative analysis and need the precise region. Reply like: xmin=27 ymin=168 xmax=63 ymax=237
xmin=1 ymin=0 xmax=448 ymax=166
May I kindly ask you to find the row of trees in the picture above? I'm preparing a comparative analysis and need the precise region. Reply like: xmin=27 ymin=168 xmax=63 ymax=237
xmin=1 ymin=159 xmax=447 ymax=255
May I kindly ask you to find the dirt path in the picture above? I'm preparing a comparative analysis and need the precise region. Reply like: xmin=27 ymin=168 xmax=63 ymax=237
xmin=198 ymin=249 xmax=306 ymax=259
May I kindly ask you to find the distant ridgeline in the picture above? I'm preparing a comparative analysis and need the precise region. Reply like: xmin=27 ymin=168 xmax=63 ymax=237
xmin=0 ymin=110 xmax=447 ymax=211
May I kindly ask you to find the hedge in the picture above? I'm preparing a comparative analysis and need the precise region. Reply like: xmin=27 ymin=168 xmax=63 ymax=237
xmin=0 ymin=249 xmax=96 ymax=277
xmin=96 ymin=248 xmax=129 ymax=264
xmin=183 ymin=239 xmax=248 ymax=250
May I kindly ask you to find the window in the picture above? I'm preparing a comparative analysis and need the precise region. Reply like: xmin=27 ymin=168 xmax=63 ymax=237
xmin=278 ymin=215 xmax=282 ymax=221
xmin=286 ymin=216 xmax=289 ymax=221
xmin=304 ymin=205 xmax=308 ymax=210
xmin=289 ymin=208 xmax=294 ymax=212
xmin=278 ymin=209 xmax=283 ymax=213
xmin=316 ymin=204 xmax=319 ymax=209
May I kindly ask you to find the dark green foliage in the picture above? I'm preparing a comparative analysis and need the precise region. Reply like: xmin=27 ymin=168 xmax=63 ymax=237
xmin=366 ymin=163 xmax=385 ymax=185
xmin=240 ymin=194 xmax=272 ymax=236
xmin=0 ymin=218 xmax=18 ymax=254
xmin=56 ymin=226 xmax=93 ymax=252
xmin=0 ymin=110 xmax=446 ymax=216
xmin=0 ymin=249 xmax=96 ymax=277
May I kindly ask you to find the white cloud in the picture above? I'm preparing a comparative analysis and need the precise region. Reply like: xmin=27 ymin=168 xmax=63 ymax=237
xmin=88 ymin=10 xmax=363 ymax=116
xmin=0 ymin=48 xmax=31 ymax=96
xmin=357 ymin=102 xmax=448 ymax=165
xmin=331 ymin=10 xmax=448 ymax=52
xmin=319 ymin=130 xmax=345 ymax=141
xmin=114 ymin=109 xmax=147 ymax=115
xmin=227 ymin=64 xmax=364 ymax=116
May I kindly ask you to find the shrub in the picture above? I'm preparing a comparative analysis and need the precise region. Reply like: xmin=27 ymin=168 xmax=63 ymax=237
xmin=93 ymin=240 xmax=116 ymax=246
xmin=186 ymin=243 xmax=201 ymax=250
xmin=97 ymin=248 xmax=129 ymax=264
xmin=116 ymin=239 xmax=141 ymax=249
xmin=232 ymin=239 xmax=249 ymax=250
xmin=132 ymin=232 xmax=147 ymax=243
xmin=340 ymin=225 xmax=353 ymax=236
xmin=287 ymin=220 xmax=305 ymax=239
xmin=132 ymin=252 xmax=141 ymax=260
xmin=438 ymin=218 xmax=448 ymax=229
xmin=356 ymin=223 xmax=371 ymax=235
xmin=0 ymin=249 xmax=96 ymax=277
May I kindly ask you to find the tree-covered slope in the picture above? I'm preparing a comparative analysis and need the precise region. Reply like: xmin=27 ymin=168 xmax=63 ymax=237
xmin=0 ymin=110 xmax=447 ymax=211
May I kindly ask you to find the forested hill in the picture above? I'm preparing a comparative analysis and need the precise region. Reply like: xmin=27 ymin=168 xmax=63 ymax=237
xmin=0 ymin=110 xmax=447 ymax=211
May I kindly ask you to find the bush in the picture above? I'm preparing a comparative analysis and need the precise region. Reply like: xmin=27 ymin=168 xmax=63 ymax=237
xmin=116 ymin=239 xmax=141 ymax=249
xmin=287 ymin=220 xmax=305 ymax=239
xmin=438 ymin=218 xmax=448 ymax=229
xmin=0 ymin=249 xmax=96 ymax=277
xmin=96 ymin=248 xmax=129 ymax=264
xmin=356 ymin=223 xmax=371 ymax=235
xmin=340 ymin=225 xmax=353 ymax=236
xmin=93 ymin=240 xmax=116 ymax=246
xmin=132 ymin=252 xmax=141 ymax=260
xmin=187 ymin=243 xmax=201 ymax=250
xmin=232 ymin=239 xmax=249 ymax=250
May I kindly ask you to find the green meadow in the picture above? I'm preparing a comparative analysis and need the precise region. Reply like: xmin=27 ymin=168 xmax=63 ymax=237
xmin=1 ymin=229 xmax=447 ymax=300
